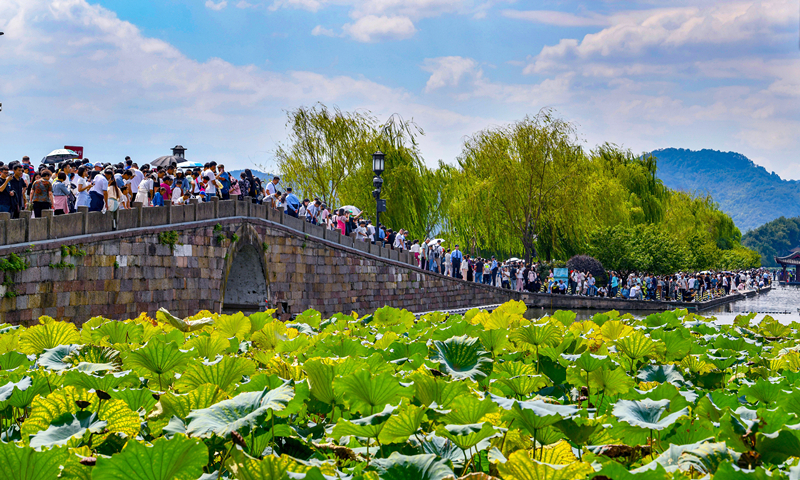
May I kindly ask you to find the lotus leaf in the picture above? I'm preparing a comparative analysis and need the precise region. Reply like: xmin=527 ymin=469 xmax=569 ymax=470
xmin=371 ymin=452 xmax=455 ymax=480
xmin=612 ymin=398 xmax=690 ymax=431
xmin=429 ymin=335 xmax=493 ymax=381
xmin=185 ymin=384 xmax=295 ymax=437
xmin=93 ymin=434 xmax=207 ymax=480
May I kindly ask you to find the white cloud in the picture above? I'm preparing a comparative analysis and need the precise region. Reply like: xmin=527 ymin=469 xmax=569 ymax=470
xmin=268 ymin=0 xmax=325 ymax=13
xmin=422 ymin=57 xmax=480 ymax=93
xmin=343 ymin=15 xmax=416 ymax=43
xmin=502 ymin=9 xmax=610 ymax=27
xmin=311 ymin=25 xmax=337 ymax=37
xmin=236 ymin=1 xmax=256 ymax=8
xmin=205 ymin=0 xmax=228 ymax=11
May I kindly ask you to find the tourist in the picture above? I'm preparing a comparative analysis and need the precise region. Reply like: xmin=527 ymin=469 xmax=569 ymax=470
xmin=355 ymin=221 xmax=369 ymax=242
xmin=265 ymin=176 xmax=279 ymax=207
xmin=106 ymin=170 xmax=124 ymax=212
xmin=152 ymin=187 xmax=164 ymax=207
xmin=284 ymin=188 xmax=301 ymax=218
xmin=52 ymin=172 xmax=71 ymax=215
xmin=30 ymin=169 xmax=54 ymax=217
xmin=451 ymin=245 xmax=462 ymax=279
xmin=0 ymin=165 xmax=14 ymax=215
xmin=217 ymin=164 xmax=231 ymax=200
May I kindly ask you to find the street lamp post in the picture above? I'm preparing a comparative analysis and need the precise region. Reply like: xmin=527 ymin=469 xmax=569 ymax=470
xmin=372 ymin=151 xmax=385 ymax=229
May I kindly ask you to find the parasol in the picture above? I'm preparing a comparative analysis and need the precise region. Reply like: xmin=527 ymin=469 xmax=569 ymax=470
xmin=42 ymin=149 xmax=79 ymax=164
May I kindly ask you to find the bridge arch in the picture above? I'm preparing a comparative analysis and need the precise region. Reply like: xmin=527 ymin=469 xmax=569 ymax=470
xmin=220 ymin=223 xmax=269 ymax=313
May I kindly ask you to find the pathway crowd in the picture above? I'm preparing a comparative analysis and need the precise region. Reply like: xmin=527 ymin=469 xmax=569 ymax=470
xmin=0 ymin=155 xmax=773 ymax=303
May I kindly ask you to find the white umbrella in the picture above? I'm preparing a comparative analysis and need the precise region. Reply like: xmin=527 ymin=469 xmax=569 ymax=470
xmin=427 ymin=238 xmax=444 ymax=245
xmin=177 ymin=161 xmax=203 ymax=169
xmin=340 ymin=205 xmax=361 ymax=215
xmin=507 ymin=257 xmax=523 ymax=263
xmin=42 ymin=149 xmax=79 ymax=164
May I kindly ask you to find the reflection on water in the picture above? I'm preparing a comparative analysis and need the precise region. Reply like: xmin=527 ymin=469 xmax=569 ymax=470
xmin=524 ymin=285 xmax=800 ymax=324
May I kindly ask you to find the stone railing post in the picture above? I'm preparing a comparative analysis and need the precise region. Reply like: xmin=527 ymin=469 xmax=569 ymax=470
xmin=18 ymin=210 xmax=31 ymax=242
xmin=0 ymin=212 xmax=8 ymax=245
xmin=76 ymin=206 xmax=88 ymax=234
xmin=42 ymin=209 xmax=54 ymax=239
xmin=166 ymin=202 xmax=173 ymax=224
xmin=132 ymin=202 xmax=143 ymax=227
xmin=243 ymin=197 xmax=252 ymax=217
xmin=212 ymin=196 xmax=219 ymax=218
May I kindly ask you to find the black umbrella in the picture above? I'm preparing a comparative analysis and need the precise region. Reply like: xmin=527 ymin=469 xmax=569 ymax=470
xmin=151 ymin=155 xmax=184 ymax=168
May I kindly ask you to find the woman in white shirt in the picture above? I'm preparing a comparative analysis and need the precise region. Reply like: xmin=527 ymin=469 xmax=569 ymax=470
xmin=138 ymin=174 xmax=154 ymax=206
xmin=393 ymin=230 xmax=406 ymax=250
xmin=74 ymin=166 xmax=92 ymax=208
xmin=444 ymin=250 xmax=452 ymax=276
xmin=171 ymin=184 xmax=184 ymax=205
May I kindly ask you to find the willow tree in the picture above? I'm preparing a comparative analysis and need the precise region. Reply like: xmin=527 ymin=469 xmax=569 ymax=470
xmin=274 ymin=104 xmax=374 ymax=206
xmin=274 ymin=104 xmax=447 ymax=240
xmin=448 ymin=109 xmax=586 ymax=261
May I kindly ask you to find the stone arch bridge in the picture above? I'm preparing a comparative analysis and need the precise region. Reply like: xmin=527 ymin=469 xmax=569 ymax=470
xmin=0 ymin=198 xmax=518 ymax=324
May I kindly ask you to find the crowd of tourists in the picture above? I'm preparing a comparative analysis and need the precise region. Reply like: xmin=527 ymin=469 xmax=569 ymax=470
xmin=0 ymin=155 xmax=773 ymax=304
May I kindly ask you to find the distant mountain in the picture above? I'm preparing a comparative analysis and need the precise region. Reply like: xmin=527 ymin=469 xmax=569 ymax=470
xmin=228 ymin=169 xmax=273 ymax=182
xmin=650 ymin=148 xmax=800 ymax=232
xmin=741 ymin=216 xmax=800 ymax=267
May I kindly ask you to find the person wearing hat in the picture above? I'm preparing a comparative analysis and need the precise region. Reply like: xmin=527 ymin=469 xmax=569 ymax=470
xmin=93 ymin=162 xmax=103 ymax=172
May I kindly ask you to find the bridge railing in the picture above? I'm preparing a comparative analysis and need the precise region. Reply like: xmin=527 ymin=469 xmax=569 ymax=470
xmin=0 ymin=197 xmax=420 ymax=267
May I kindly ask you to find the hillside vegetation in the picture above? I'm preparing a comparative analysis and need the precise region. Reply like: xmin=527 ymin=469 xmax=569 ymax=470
xmin=651 ymin=148 xmax=800 ymax=232
xmin=742 ymin=216 xmax=800 ymax=267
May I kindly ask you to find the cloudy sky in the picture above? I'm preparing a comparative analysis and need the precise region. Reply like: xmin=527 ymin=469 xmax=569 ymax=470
xmin=0 ymin=0 xmax=798 ymax=177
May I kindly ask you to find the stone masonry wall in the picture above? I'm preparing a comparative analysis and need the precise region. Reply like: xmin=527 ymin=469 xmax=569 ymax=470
xmin=0 ymin=200 xmax=518 ymax=324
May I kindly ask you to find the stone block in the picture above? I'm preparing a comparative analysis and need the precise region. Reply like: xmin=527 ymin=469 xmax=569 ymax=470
xmin=86 ymin=211 xmax=113 ymax=234
xmin=305 ymin=223 xmax=324 ymax=240
xmin=354 ymin=239 xmax=370 ymax=253
xmin=170 ymin=205 xmax=185 ymax=224
xmin=115 ymin=208 xmax=138 ymax=231
xmin=389 ymin=249 xmax=399 ymax=261
xmin=283 ymin=214 xmax=304 ymax=232
xmin=6 ymin=218 xmax=26 ymax=245
xmin=252 ymin=203 xmax=268 ymax=219
xmin=267 ymin=206 xmax=282 ymax=224
xmin=141 ymin=205 xmax=168 ymax=227
xmin=218 ymin=200 xmax=235 ymax=218
xmin=196 ymin=202 xmax=215 ymax=220
xmin=28 ymin=216 xmax=49 ymax=241
xmin=234 ymin=200 xmax=249 ymax=217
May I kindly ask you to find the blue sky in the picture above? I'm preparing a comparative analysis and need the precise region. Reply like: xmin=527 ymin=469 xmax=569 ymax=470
xmin=0 ymin=0 xmax=798 ymax=178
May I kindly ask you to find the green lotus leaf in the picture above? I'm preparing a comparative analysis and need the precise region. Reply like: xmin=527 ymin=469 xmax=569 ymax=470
xmin=497 ymin=397 xmax=579 ymax=434
xmin=429 ymin=335 xmax=493 ymax=381
xmin=62 ymin=369 xmax=139 ymax=392
xmin=599 ymin=459 xmax=672 ymax=479
xmin=632 ymin=440 xmax=708 ymax=473
xmin=22 ymin=386 xmax=98 ymax=439
xmin=159 ymin=384 xmax=229 ymax=420
xmin=0 ymin=351 xmax=30 ymax=370
xmin=331 ymin=404 xmax=395 ymax=439
xmin=215 ymin=313 xmax=252 ymax=339
xmin=497 ymin=449 xmax=594 ymax=480
xmin=64 ymin=345 xmax=123 ymax=367
xmin=7 ymin=372 xmax=55 ymax=409
xmin=303 ymin=357 xmax=338 ymax=404
xmin=183 ymin=333 xmax=230 ymax=359
xmin=662 ymin=418 xmax=715 ymax=445
xmin=715 ymin=462 xmax=776 ymax=480
xmin=567 ymin=366 xmax=634 ymax=397
xmin=435 ymin=422 xmax=499 ymax=450
xmin=29 ymin=410 xmax=108 ymax=448
xmin=0 ymin=441 xmax=69 ymax=480
xmin=371 ymin=452 xmax=455 ymax=480
xmin=443 ymin=394 xmax=498 ymax=425
xmin=497 ymin=374 xmax=550 ymax=398
xmin=156 ymin=308 xmax=213 ymax=333
xmin=334 ymin=369 xmax=411 ymax=415
xmin=37 ymin=344 xmax=81 ymax=370
xmin=93 ymin=321 xmax=145 ymax=345
xmin=99 ymin=398 xmax=143 ymax=439
xmin=0 ymin=376 xmax=31 ymax=403
xmin=410 ymin=370 xmax=470 ymax=408
xmin=509 ymin=323 xmax=562 ymax=349
xmin=185 ymin=384 xmax=295 ymax=438
xmin=93 ymin=434 xmax=207 ymax=480
xmin=383 ymin=341 xmax=428 ymax=363
xmin=569 ymin=352 xmax=611 ymax=373
xmin=756 ymin=428 xmax=800 ymax=464
xmin=740 ymin=377 xmax=786 ymax=405
xmin=19 ymin=321 xmax=80 ymax=355
xmin=477 ymin=328 xmax=509 ymax=357
xmin=612 ymin=398 xmax=690 ymax=431
xmin=677 ymin=441 xmax=740 ymax=475
xmin=636 ymin=364 xmax=686 ymax=386
xmin=124 ymin=338 xmax=192 ymax=390
xmin=110 ymin=388 xmax=159 ymax=414
xmin=226 ymin=447 xmax=292 ymax=480
xmin=615 ymin=330 xmax=657 ymax=361
xmin=174 ymin=355 xmax=256 ymax=393
xmin=552 ymin=416 xmax=600 ymax=445
xmin=378 ymin=403 xmax=427 ymax=444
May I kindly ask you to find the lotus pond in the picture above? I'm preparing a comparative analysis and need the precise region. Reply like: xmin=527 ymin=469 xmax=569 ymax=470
xmin=1 ymin=301 xmax=800 ymax=479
